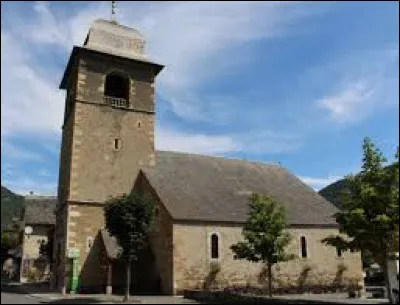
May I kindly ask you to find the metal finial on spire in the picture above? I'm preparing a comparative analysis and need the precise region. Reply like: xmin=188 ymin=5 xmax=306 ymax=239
xmin=111 ymin=1 xmax=117 ymax=23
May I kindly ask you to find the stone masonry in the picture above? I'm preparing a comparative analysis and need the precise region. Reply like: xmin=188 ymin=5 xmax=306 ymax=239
xmin=172 ymin=224 xmax=363 ymax=294
xmin=55 ymin=19 xmax=162 ymax=293
xmin=134 ymin=173 xmax=174 ymax=295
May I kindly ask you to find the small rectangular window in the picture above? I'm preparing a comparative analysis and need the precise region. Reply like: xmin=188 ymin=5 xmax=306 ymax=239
xmin=300 ymin=236 xmax=307 ymax=258
xmin=114 ymin=138 xmax=122 ymax=151
xmin=337 ymin=248 xmax=342 ymax=257
xmin=211 ymin=233 xmax=219 ymax=259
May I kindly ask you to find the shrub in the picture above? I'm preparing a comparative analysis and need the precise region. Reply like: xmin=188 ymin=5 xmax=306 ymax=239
xmin=26 ymin=267 xmax=41 ymax=283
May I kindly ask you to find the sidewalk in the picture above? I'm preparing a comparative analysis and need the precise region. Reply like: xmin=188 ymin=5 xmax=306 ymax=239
xmin=28 ymin=293 xmax=199 ymax=304
xmin=3 ymin=281 xmax=388 ymax=304
xmin=185 ymin=289 xmax=389 ymax=305
xmin=2 ymin=282 xmax=114 ymax=304
xmin=28 ymin=293 xmax=122 ymax=304
xmin=273 ymin=293 xmax=388 ymax=304
xmin=2 ymin=281 xmax=198 ymax=304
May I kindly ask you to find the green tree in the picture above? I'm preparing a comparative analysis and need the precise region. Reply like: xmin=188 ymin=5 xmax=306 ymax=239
xmin=1 ymin=231 xmax=20 ymax=265
xmin=230 ymin=193 xmax=295 ymax=297
xmin=322 ymin=137 xmax=399 ymax=304
xmin=104 ymin=192 xmax=156 ymax=302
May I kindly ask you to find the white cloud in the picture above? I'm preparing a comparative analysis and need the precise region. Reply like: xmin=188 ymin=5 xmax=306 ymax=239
xmin=1 ymin=32 xmax=64 ymax=136
xmin=135 ymin=1 xmax=322 ymax=121
xmin=1 ymin=137 xmax=44 ymax=161
xmin=2 ymin=1 xmax=323 ymax=134
xmin=299 ymin=175 xmax=343 ymax=191
xmin=156 ymin=129 xmax=238 ymax=155
xmin=27 ymin=1 xmax=70 ymax=47
xmin=318 ymin=81 xmax=375 ymax=122
xmin=156 ymin=127 xmax=300 ymax=155
xmin=2 ymin=177 xmax=57 ymax=196
xmin=314 ymin=48 xmax=399 ymax=124
xmin=236 ymin=129 xmax=301 ymax=154
xmin=1 ymin=1 xmax=312 ymax=160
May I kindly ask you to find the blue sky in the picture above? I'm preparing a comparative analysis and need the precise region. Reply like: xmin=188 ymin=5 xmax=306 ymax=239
xmin=1 ymin=1 xmax=399 ymax=195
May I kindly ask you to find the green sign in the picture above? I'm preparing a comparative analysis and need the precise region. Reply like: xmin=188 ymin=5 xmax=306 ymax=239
xmin=67 ymin=248 xmax=80 ymax=259
xmin=70 ymin=259 xmax=80 ymax=293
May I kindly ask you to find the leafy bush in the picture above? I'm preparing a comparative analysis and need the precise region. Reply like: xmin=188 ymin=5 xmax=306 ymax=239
xmin=26 ymin=267 xmax=41 ymax=283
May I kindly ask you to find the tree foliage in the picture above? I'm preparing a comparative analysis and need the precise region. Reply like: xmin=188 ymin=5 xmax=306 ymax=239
xmin=39 ymin=228 xmax=54 ymax=263
xmin=322 ymin=137 xmax=399 ymax=303
xmin=1 ymin=232 xmax=19 ymax=256
xmin=1 ymin=231 xmax=20 ymax=264
xmin=104 ymin=192 xmax=156 ymax=260
xmin=104 ymin=192 xmax=156 ymax=302
xmin=230 ymin=193 xmax=295 ymax=297
xmin=1 ymin=186 xmax=24 ymax=231
xmin=1 ymin=232 xmax=19 ymax=250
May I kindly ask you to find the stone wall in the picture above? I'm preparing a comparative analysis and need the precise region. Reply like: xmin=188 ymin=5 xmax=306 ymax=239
xmin=135 ymin=173 xmax=174 ymax=294
xmin=55 ymin=20 xmax=162 ymax=293
xmin=66 ymin=203 xmax=107 ymax=291
xmin=65 ymin=51 xmax=156 ymax=204
xmin=55 ymin=48 xmax=158 ymax=292
xmin=57 ymin=84 xmax=76 ymax=206
xmin=67 ymin=102 xmax=154 ymax=203
xmin=172 ymin=223 xmax=363 ymax=294
xmin=21 ymin=225 xmax=53 ymax=283
xmin=54 ymin=53 xmax=78 ymax=293
xmin=22 ymin=225 xmax=51 ymax=259
xmin=53 ymin=204 xmax=68 ymax=292
xmin=77 ymin=51 xmax=155 ymax=113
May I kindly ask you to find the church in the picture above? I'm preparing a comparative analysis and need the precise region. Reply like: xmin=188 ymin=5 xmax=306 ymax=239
xmin=53 ymin=18 xmax=363 ymax=295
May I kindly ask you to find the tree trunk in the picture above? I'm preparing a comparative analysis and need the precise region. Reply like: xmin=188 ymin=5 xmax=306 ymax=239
xmin=383 ymin=256 xmax=395 ymax=304
xmin=267 ymin=263 xmax=273 ymax=297
xmin=123 ymin=259 xmax=132 ymax=303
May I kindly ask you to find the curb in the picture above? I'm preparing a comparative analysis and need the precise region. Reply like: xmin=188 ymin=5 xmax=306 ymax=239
xmin=27 ymin=293 xmax=120 ymax=304
xmin=28 ymin=293 xmax=60 ymax=301
xmin=183 ymin=290 xmax=388 ymax=305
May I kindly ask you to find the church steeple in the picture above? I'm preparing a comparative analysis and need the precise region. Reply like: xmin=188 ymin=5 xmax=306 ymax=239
xmin=58 ymin=17 xmax=164 ymax=202
xmin=55 ymin=15 xmax=164 ymax=293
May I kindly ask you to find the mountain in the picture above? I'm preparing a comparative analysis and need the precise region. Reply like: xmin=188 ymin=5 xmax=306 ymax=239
xmin=319 ymin=179 xmax=349 ymax=208
xmin=319 ymin=164 xmax=397 ymax=208
xmin=1 ymin=186 xmax=24 ymax=231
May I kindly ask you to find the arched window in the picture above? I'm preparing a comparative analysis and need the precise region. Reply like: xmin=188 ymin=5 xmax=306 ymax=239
xmin=104 ymin=72 xmax=130 ymax=108
xmin=336 ymin=248 xmax=342 ymax=258
xmin=300 ymin=236 xmax=308 ymax=258
xmin=211 ymin=233 xmax=219 ymax=259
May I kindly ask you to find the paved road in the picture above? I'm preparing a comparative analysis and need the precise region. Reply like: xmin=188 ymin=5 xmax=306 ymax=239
xmin=1 ymin=291 xmax=200 ymax=304
xmin=1 ymin=292 xmax=40 ymax=304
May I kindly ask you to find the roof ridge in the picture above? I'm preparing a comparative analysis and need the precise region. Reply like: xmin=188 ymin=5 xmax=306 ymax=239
xmin=92 ymin=19 xmax=145 ymax=37
xmin=25 ymin=196 xmax=57 ymax=200
xmin=155 ymin=150 xmax=281 ymax=168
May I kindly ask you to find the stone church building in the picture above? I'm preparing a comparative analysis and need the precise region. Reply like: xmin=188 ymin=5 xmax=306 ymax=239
xmin=53 ymin=18 xmax=363 ymax=295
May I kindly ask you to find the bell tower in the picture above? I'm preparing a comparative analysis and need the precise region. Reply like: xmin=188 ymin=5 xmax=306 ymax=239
xmin=54 ymin=18 xmax=163 ymax=293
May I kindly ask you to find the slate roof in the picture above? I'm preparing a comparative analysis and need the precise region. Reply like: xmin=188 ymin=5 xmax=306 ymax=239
xmin=141 ymin=151 xmax=339 ymax=226
xmin=84 ymin=19 xmax=147 ymax=62
xmin=23 ymin=196 xmax=57 ymax=225
xmin=60 ymin=19 xmax=163 ymax=89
